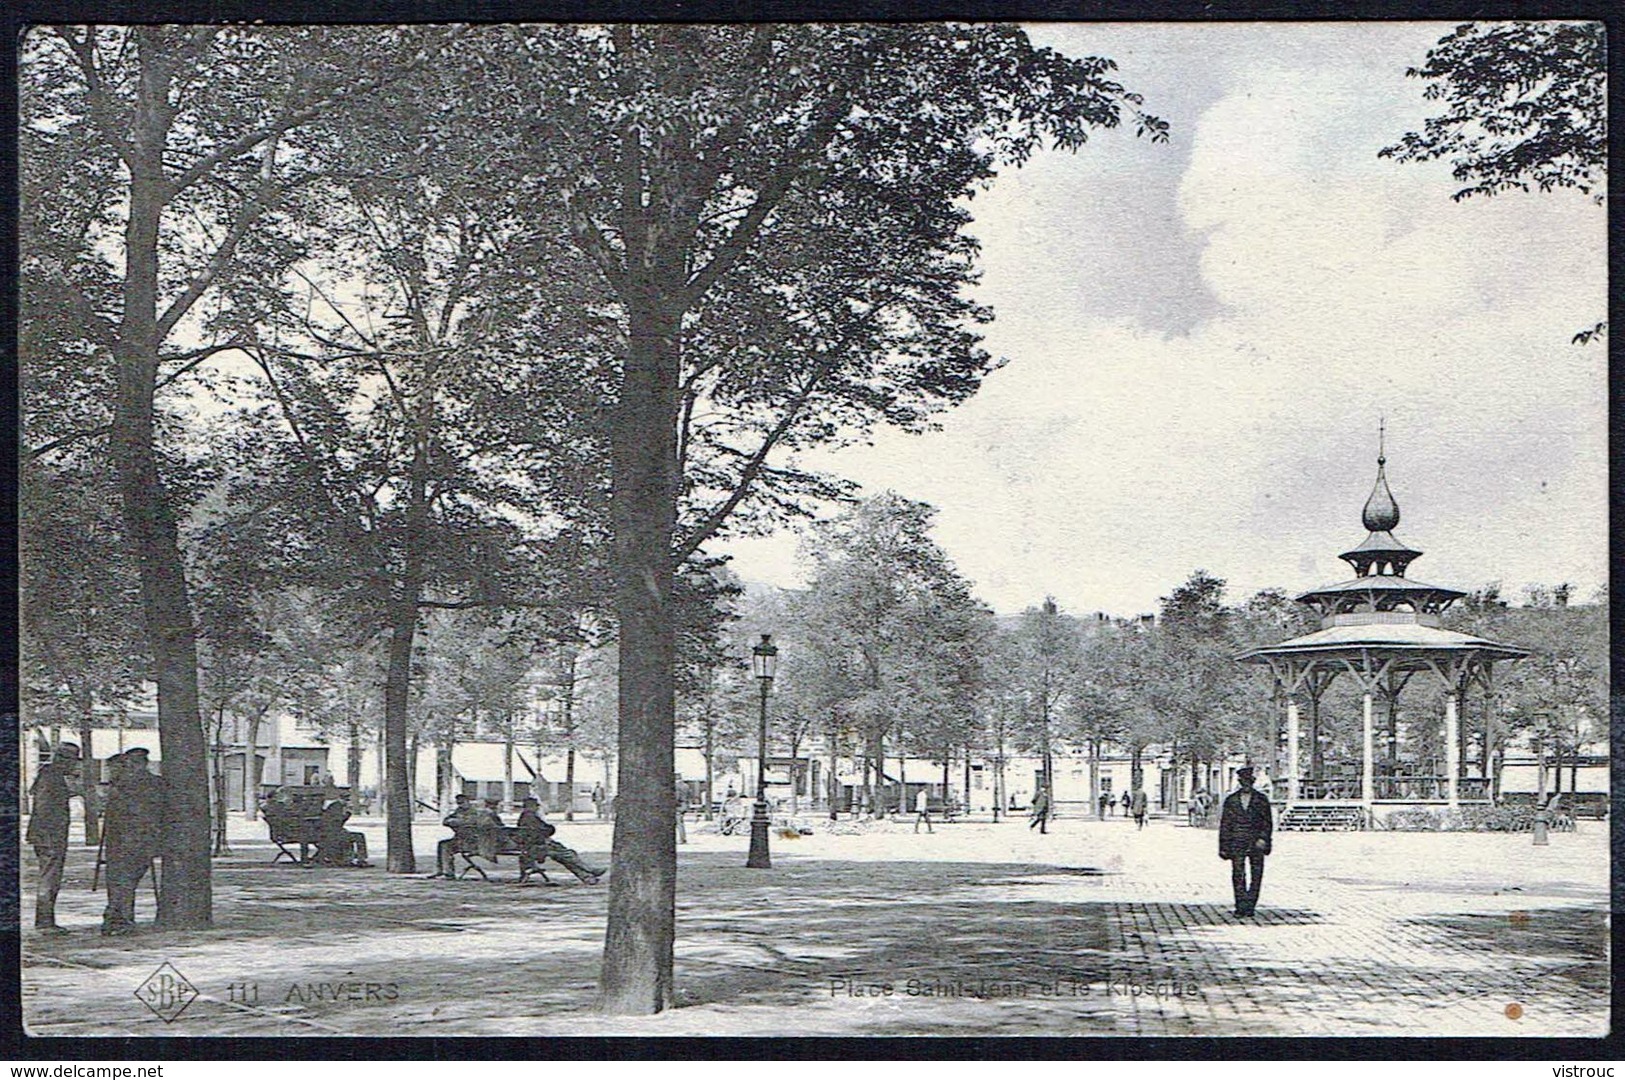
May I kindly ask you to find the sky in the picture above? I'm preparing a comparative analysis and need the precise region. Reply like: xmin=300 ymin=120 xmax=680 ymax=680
xmin=718 ymin=22 xmax=1609 ymax=618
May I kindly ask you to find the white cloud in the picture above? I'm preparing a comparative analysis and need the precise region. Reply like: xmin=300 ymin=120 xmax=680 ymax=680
xmin=720 ymin=24 xmax=1607 ymax=618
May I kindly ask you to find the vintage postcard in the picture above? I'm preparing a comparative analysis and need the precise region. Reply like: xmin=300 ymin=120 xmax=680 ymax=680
xmin=14 ymin=20 xmax=1608 ymax=1040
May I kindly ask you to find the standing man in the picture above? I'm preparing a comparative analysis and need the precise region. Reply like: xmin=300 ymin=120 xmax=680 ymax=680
xmin=1218 ymin=766 xmax=1273 ymax=917
xmin=101 ymin=749 xmax=166 ymax=936
xmin=675 ymin=781 xmax=688 ymax=845
xmin=591 ymin=783 xmax=605 ymax=820
xmin=27 ymin=742 xmax=82 ymax=932
xmin=913 ymin=787 xmax=934 ymax=834
xmin=1028 ymin=788 xmax=1051 ymax=834
xmin=1130 ymin=786 xmax=1148 ymax=830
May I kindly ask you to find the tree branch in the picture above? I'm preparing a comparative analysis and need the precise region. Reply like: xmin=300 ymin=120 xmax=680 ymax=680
xmin=674 ymin=374 xmax=823 ymax=564
xmin=156 ymin=340 xmax=252 ymax=390
xmin=55 ymin=26 xmax=134 ymax=168
xmin=674 ymin=297 xmax=895 ymax=560
xmin=681 ymin=83 xmax=862 ymax=308
xmin=157 ymin=139 xmax=281 ymax=339
xmin=27 ymin=424 xmax=113 ymax=461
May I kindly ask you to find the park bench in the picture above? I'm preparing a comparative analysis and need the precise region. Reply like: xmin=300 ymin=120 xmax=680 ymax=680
xmin=262 ymin=785 xmax=341 ymax=865
xmin=1543 ymin=796 xmax=1577 ymax=833
xmin=267 ymin=814 xmax=323 ymax=865
xmin=449 ymin=826 xmax=552 ymax=885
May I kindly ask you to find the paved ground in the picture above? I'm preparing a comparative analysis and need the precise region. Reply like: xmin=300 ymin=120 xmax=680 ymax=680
xmin=18 ymin=811 xmax=1609 ymax=1037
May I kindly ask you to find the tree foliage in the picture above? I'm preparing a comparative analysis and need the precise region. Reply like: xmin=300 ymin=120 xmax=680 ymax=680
xmin=1381 ymin=21 xmax=1606 ymax=344
xmin=795 ymin=494 xmax=991 ymax=795
xmin=1381 ymin=22 xmax=1606 ymax=203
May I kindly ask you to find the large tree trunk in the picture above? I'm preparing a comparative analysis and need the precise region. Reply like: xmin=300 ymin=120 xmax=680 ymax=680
xmin=381 ymin=348 xmax=434 ymax=872
xmin=598 ymin=283 xmax=682 ymax=1015
xmin=211 ymin=706 xmax=231 ymax=856
xmin=561 ymin=675 xmax=578 ymax=819
xmin=860 ymin=739 xmax=873 ymax=817
xmin=375 ymin=727 xmax=387 ymax=818
xmin=382 ymin=591 xmax=420 ymax=872
xmin=436 ymin=737 xmax=455 ymax=812
xmin=992 ymin=726 xmax=1005 ymax=823
xmin=826 ymin=717 xmax=839 ymax=816
xmin=116 ymin=46 xmax=211 ymax=927
xmin=561 ymin=655 xmax=579 ymax=820
xmin=348 ymin=720 xmax=364 ymax=800
xmin=873 ymin=732 xmax=887 ymax=819
xmin=789 ymin=734 xmax=802 ymax=816
xmin=703 ymin=713 xmax=716 ymax=821
xmin=245 ymin=710 xmax=263 ymax=820
xmin=1089 ymin=737 xmax=1100 ymax=818
xmin=1040 ymin=714 xmax=1053 ymax=803
xmin=503 ymin=713 xmax=515 ymax=810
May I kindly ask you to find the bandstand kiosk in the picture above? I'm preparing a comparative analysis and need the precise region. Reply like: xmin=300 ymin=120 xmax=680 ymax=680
xmin=1237 ymin=439 xmax=1527 ymax=829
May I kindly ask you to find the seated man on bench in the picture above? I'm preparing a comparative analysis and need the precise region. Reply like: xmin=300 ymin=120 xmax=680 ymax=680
xmin=428 ymin=793 xmax=478 ymax=878
xmin=440 ymin=797 xmax=518 ymax=881
xmin=516 ymin=797 xmax=606 ymax=885
xmin=315 ymin=793 xmax=372 ymax=867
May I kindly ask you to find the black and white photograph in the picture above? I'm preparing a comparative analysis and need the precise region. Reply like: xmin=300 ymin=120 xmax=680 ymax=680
xmin=11 ymin=18 xmax=1610 ymax=1041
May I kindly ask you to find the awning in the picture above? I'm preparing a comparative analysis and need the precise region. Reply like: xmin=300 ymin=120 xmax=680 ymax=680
xmin=451 ymin=742 xmax=537 ymax=782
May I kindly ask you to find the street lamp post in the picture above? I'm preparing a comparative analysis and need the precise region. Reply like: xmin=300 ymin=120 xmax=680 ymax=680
xmin=1532 ymin=729 xmax=1550 ymax=846
xmin=747 ymin=633 xmax=778 ymax=869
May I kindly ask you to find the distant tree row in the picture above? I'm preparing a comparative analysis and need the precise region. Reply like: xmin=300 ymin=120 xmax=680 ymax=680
xmin=673 ymin=494 xmax=1609 ymax=819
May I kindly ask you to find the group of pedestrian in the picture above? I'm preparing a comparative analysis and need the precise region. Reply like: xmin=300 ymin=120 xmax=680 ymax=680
xmin=429 ymin=793 xmax=605 ymax=884
xmin=1092 ymin=788 xmax=1147 ymax=825
xmin=28 ymin=742 xmax=171 ymax=937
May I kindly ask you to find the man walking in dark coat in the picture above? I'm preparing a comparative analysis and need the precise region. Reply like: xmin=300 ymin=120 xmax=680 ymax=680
xmin=28 ymin=742 xmax=82 ymax=931
xmin=1218 ymin=766 xmax=1273 ymax=917
xmin=1028 ymin=789 xmax=1051 ymax=833
xmin=101 ymin=749 xmax=167 ymax=936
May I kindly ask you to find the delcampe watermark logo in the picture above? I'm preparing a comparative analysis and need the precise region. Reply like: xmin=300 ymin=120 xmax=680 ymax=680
xmin=135 ymin=962 xmax=198 ymax=1023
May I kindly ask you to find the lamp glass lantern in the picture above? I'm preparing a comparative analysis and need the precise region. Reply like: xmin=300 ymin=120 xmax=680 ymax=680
xmin=752 ymin=634 xmax=779 ymax=681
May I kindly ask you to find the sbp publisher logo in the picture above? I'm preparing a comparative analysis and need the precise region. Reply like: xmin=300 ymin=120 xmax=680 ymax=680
xmin=135 ymin=961 xmax=198 ymax=1023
